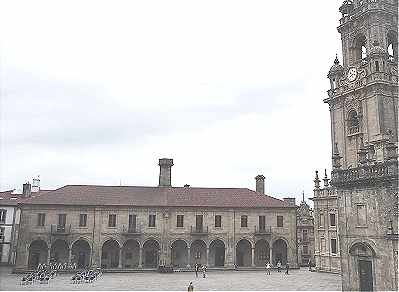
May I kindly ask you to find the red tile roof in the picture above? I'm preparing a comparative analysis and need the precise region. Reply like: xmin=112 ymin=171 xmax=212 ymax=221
xmin=20 ymin=185 xmax=293 ymax=208
xmin=0 ymin=190 xmax=52 ymax=206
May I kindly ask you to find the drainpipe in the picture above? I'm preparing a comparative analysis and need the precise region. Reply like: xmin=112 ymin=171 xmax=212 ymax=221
xmin=233 ymin=210 xmax=236 ymax=269
xmin=91 ymin=207 xmax=96 ymax=267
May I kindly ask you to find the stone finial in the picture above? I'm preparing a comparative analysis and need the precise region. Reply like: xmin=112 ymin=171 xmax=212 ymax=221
xmin=334 ymin=54 xmax=339 ymax=64
xmin=332 ymin=143 xmax=342 ymax=169
xmin=255 ymin=175 xmax=265 ymax=195
xmin=314 ymin=171 xmax=321 ymax=189
xmin=323 ymin=169 xmax=330 ymax=187
xmin=158 ymin=158 xmax=174 ymax=187
xmin=302 ymin=191 xmax=305 ymax=202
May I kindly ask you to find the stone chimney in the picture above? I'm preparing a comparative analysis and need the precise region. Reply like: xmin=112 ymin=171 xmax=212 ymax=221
xmin=158 ymin=158 xmax=173 ymax=187
xmin=283 ymin=197 xmax=296 ymax=206
xmin=22 ymin=182 xmax=32 ymax=197
xmin=255 ymin=175 xmax=265 ymax=194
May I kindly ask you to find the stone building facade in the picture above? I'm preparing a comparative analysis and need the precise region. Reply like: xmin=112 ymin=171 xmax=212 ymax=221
xmin=312 ymin=171 xmax=341 ymax=273
xmin=296 ymin=193 xmax=315 ymax=267
xmin=315 ymin=0 xmax=398 ymax=291
xmin=15 ymin=159 xmax=298 ymax=271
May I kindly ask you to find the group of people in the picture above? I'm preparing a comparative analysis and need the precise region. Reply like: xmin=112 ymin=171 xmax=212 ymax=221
xmin=71 ymin=268 xmax=102 ymax=284
xmin=265 ymin=261 xmax=290 ymax=275
xmin=21 ymin=264 xmax=58 ymax=285
xmin=194 ymin=263 xmax=207 ymax=278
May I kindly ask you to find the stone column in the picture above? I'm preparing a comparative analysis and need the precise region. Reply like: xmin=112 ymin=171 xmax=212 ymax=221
xmin=47 ymin=248 xmax=51 ymax=264
xmin=206 ymin=248 xmax=209 ymax=266
xmin=251 ymin=247 xmax=255 ymax=267
xmin=68 ymin=248 xmax=72 ymax=264
xmin=187 ymin=247 xmax=191 ymax=268
xmin=269 ymin=248 xmax=273 ymax=265
xmin=118 ymin=248 xmax=123 ymax=268
xmin=138 ymin=247 xmax=143 ymax=268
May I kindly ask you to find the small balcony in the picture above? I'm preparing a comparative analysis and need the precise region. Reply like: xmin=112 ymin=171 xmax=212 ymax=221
xmin=254 ymin=226 xmax=272 ymax=235
xmin=50 ymin=224 xmax=71 ymax=235
xmin=122 ymin=225 xmax=142 ymax=236
xmin=190 ymin=226 xmax=208 ymax=235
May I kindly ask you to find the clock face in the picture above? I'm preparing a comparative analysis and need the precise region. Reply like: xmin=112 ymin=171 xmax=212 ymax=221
xmin=347 ymin=67 xmax=358 ymax=82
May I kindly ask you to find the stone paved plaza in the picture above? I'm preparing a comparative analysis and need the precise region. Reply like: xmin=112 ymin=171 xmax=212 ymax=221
xmin=0 ymin=267 xmax=341 ymax=291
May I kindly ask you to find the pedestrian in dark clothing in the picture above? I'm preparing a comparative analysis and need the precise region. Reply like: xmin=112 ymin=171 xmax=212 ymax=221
xmin=308 ymin=259 xmax=312 ymax=271
xmin=277 ymin=261 xmax=281 ymax=272
xmin=188 ymin=282 xmax=194 ymax=292
xmin=194 ymin=263 xmax=199 ymax=278
xmin=285 ymin=263 xmax=289 ymax=274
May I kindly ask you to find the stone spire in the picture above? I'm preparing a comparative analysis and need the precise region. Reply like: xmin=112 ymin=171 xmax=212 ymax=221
xmin=323 ymin=169 xmax=330 ymax=187
xmin=314 ymin=170 xmax=321 ymax=189
xmin=332 ymin=143 xmax=342 ymax=169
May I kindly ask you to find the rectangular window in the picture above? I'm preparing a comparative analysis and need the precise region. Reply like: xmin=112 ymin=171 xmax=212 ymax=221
xmin=259 ymin=216 xmax=266 ymax=230
xmin=79 ymin=214 xmax=87 ymax=227
xmin=303 ymin=245 xmax=308 ymax=255
xmin=277 ymin=216 xmax=284 ymax=227
xmin=177 ymin=215 xmax=184 ymax=228
xmin=58 ymin=214 xmax=67 ymax=227
xmin=149 ymin=214 xmax=156 ymax=227
xmin=321 ymin=238 xmax=326 ymax=253
xmin=37 ymin=213 xmax=46 ymax=227
xmin=0 ymin=210 xmax=6 ymax=223
xmin=241 ymin=215 xmax=248 ymax=228
xmin=215 ymin=215 xmax=222 ymax=228
xmin=329 ymin=213 xmax=336 ymax=227
xmin=108 ymin=214 xmax=116 ymax=227
xmin=356 ymin=205 xmax=367 ymax=226
xmin=331 ymin=239 xmax=337 ymax=254
xmin=196 ymin=215 xmax=203 ymax=230
xmin=128 ymin=214 xmax=136 ymax=230
xmin=319 ymin=213 xmax=325 ymax=227
xmin=0 ymin=227 xmax=5 ymax=239
xmin=303 ymin=229 xmax=308 ymax=241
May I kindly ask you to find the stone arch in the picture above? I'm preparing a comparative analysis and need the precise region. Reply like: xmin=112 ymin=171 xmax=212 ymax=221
xmin=171 ymin=239 xmax=188 ymax=268
xmin=387 ymin=30 xmax=398 ymax=58
xmin=71 ymin=238 xmax=91 ymax=269
xmin=209 ymin=239 xmax=225 ymax=267
xmin=122 ymin=239 xmax=140 ymax=268
xmin=101 ymin=236 xmax=123 ymax=249
xmin=352 ymin=34 xmax=367 ymax=61
xmin=50 ymin=239 xmax=69 ymax=264
xmin=255 ymin=239 xmax=270 ymax=266
xmin=190 ymin=239 xmax=207 ymax=267
xmin=28 ymin=239 xmax=48 ymax=269
xmin=236 ymin=238 xmax=252 ymax=267
xmin=101 ymin=239 xmax=120 ymax=269
xmin=142 ymin=239 xmax=160 ymax=268
xmin=349 ymin=241 xmax=376 ymax=257
xmin=272 ymin=238 xmax=288 ymax=265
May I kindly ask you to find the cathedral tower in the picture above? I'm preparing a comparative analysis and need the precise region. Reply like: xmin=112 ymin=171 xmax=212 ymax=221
xmin=321 ymin=1 xmax=398 ymax=291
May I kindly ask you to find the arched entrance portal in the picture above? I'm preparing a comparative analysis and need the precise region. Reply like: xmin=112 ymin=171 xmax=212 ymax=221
xmin=255 ymin=239 xmax=270 ymax=266
xmin=191 ymin=240 xmax=207 ymax=267
xmin=71 ymin=239 xmax=91 ymax=269
xmin=50 ymin=239 xmax=69 ymax=264
xmin=171 ymin=240 xmax=188 ymax=268
xmin=236 ymin=239 xmax=252 ymax=267
xmin=28 ymin=240 xmax=48 ymax=269
xmin=122 ymin=239 xmax=140 ymax=268
xmin=209 ymin=239 xmax=225 ymax=267
xmin=349 ymin=242 xmax=375 ymax=291
xmin=272 ymin=239 xmax=287 ymax=265
xmin=101 ymin=239 xmax=120 ymax=269
xmin=143 ymin=239 xmax=159 ymax=268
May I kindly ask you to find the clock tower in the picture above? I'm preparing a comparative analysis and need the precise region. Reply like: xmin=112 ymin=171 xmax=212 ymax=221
xmin=321 ymin=0 xmax=398 ymax=291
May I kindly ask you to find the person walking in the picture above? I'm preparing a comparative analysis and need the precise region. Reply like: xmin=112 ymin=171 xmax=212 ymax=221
xmin=308 ymin=259 xmax=312 ymax=271
xmin=194 ymin=263 xmax=199 ymax=278
xmin=266 ymin=262 xmax=271 ymax=275
xmin=202 ymin=265 xmax=207 ymax=278
xmin=187 ymin=282 xmax=194 ymax=292
xmin=285 ymin=263 xmax=289 ymax=275
xmin=277 ymin=261 xmax=281 ymax=273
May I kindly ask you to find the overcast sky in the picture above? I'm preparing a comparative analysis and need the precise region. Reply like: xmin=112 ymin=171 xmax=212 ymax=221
xmin=0 ymin=0 xmax=343 ymax=204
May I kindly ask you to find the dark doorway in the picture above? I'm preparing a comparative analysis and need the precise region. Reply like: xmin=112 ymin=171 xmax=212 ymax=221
xmin=237 ymin=252 xmax=243 ymax=266
xmin=215 ymin=246 xmax=225 ymax=267
xmin=145 ymin=251 xmax=156 ymax=267
xmin=78 ymin=252 xmax=86 ymax=268
xmin=359 ymin=260 xmax=373 ymax=291
xmin=31 ymin=253 xmax=39 ymax=269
